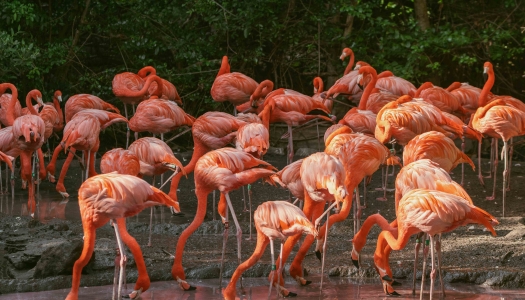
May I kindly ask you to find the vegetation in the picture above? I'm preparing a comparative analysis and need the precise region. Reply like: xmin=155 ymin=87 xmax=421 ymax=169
xmin=1 ymin=0 xmax=524 ymax=149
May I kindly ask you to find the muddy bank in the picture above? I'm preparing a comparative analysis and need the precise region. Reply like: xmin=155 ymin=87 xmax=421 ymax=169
xmin=1 ymin=152 xmax=525 ymax=295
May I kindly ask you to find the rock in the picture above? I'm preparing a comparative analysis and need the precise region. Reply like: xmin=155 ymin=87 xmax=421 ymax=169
xmin=89 ymin=238 xmax=135 ymax=271
xmin=5 ymin=238 xmax=69 ymax=270
xmin=500 ymin=251 xmax=514 ymax=263
xmin=505 ymin=228 xmax=525 ymax=239
xmin=33 ymin=239 xmax=88 ymax=278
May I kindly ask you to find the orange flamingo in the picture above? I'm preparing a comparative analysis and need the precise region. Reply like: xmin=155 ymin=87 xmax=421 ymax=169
xmin=0 ymin=83 xmax=21 ymax=127
xmin=312 ymin=77 xmax=333 ymax=112
xmin=371 ymin=189 xmax=497 ymax=299
xmin=171 ymin=148 xmax=276 ymax=291
xmin=324 ymin=48 xmax=363 ymax=102
xmin=50 ymin=90 xmax=64 ymax=132
xmin=471 ymin=62 xmax=525 ymax=212
xmin=369 ymin=69 xmax=416 ymax=96
xmin=51 ymin=110 xmax=128 ymax=197
xmin=211 ymin=56 xmax=258 ymax=111
xmin=223 ymin=201 xmax=317 ymax=300
xmin=269 ymin=152 xmax=347 ymax=294
xmin=100 ymin=148 xmax=141 ymax=176
xmin=128 ymin=137 xmax=185 ymax=245
xmin=167 ymin=112 xmax=255 ymax=202
xmin=270 ymin=159 xmax=304 ymax=203
xmin=22 ymin=91 xmax=60 ymax=141
xmin=351 ymin=159 xmax=474 ymax=294
xmin=235 ymin=122 xmax=269 ymax=158
xmin=128 ymin=75 xmax=194 ymax=139
xmin=415 ymin=82 xmax=468 ymax=118
xmin=65 ymin=173 xmax=180 ymax=300
xmin=447 ymin=82 xmax=488 ymax=117
xmin=403 ymin=130 xmax=475 ymax=184
xmin=64 ymin=94 xmax=119 ymax=123
xmin=137 ymin=66 xmax=182 ymax=105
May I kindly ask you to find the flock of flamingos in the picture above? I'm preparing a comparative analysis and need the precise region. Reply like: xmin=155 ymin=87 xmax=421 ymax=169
xmin=1 ymin=47 xmax=522 ymax=300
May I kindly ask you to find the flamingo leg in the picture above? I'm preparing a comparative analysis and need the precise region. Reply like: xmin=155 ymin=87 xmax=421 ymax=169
xmin=502 ymin=140 xmax=508 ymax=217
xmin=419 ymin=236 xmax=430 ymax=300
xmin=435 ymin=234 xmax=445 ymax=298
xmin=112 ymin=219 xmax=127 ymax=300
xmin=219 ymin=201 xmax=229 ymax=288
xmin=477 ymin=139 xmax=485 ymax=187
xmin=429 ymin=235 xmax=436 ymax=300
xmin=85 ymin=150 xmax=90 ymax=182
xmin=485 ymin=138 xmax=495 ymax=178
xmin=132 ymin=104 xmax=138 ymax=141
xmin=287 ymin=125 xmax=294 ymax=164
xmin=412 ymin=233 xmax=424 ymax=295
xmin=267 ymin=239 xmax=275 ymax=299
xmin=242 ymin=185 xmax=247 ymax=212
xmin=461 ymin=137 xmax=465 ymax=186
xmin=377 ymin=165 xmax=388 ymax=201
xmin=487 ymin=141 xmax=498 ymax=200
xmin=212 ymin=190 xmax=216 ymax=221
xmin=147 ymin=176 xmax=156 ymax=247
xmin=245 ymin=184 xmax=253 ymax=240
xmin=320 ymin=208 xmax=330 ymax=293
xmin=117 ymin=218 xmax=148 ymax=299
xmin=65 ymin=225 xmax=96 ymax=300
xmin=225 ymin=193 xmax=244 ymax=287
xmin=506 ymin=138 xmax=513 ymax=192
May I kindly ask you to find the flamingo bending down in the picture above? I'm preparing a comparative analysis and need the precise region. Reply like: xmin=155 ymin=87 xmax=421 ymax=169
xmin=372 ymin=189 xmax=498 ymax=299
xmin=171 ymin=148 xmax=276 ymax=291
xmin=211 ymin=56 xmax=258 ymax=112
xmin=167 ymin=112 xmax=256 ymax=202
xmin=223 ymin=201 xmax=317 ymax=300
xmin=270 ymin=159 xmax=304 ymax=203
xmin=100 ymin=148 xmax=141 ymax=176
xmin=269 ymin=152 xmax=347 ymax=294
xmin=65 ymin=173 xmax=181 ymax=300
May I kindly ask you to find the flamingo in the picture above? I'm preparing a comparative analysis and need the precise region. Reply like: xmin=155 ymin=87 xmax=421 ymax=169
xmin=171 ymin=148 xmax=276 ymax=291
xmin=371 ymin=189 xmax=498 ymax=299
xmin=0 ymin=83 xmax=21 ymax=127
xmin=447 ymin=82 xmax=488 ymax=117
xmin=128 ymin=137 xmax=185 ymax=245
xmin=22 ymin=91 xmax=60 ymax=141
xmin=351 ymin=159 xmax=475 ymax=295
xmin=414 ymin=82 xmax=468 ymax=119
xmin=50 ymin=90 xmax=64 ymax=132
xmin=471 ymin=62 xmax=525 ymax=214
xmin=270 ymin=159 xmax=304 ymax=204
xmin=167 ymin=112 xmax=256 ymax=202
xmin=64 ymin=94 xmax=119 ymax=123
xmin=100 ymin=148 xmax=141 ymax=176
xmin=65 ymin=173 xmax=181 ymax=300
xmin=403 ymin=131 xmax=475 ymax=185
xmin=312 ymin=77 xmax=333 ymax=112
xmin=269 ymin=152 xmax=347 ymax=294
xmin=51 ymin=110 xmax=128 ymax=197
xmin=128 ymin=75 xmax=195 ymax=140
xmin=223 ymin=201 xmax=317 ymax=300
xmin=235 ymin=122 xmax=269 ymax=158
xmin=367 ymin=68 xmax=416 ymax=96
xmin=324 ymin=48 xmax=363 ymax=102
xmin=137 ymin=66 xmax=182 ymax=105
xmin=210 ymin=56 xmax=258 ymax=113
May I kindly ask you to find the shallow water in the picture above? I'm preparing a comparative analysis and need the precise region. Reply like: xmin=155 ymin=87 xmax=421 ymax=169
xmin=0 ymin=276 xmax=524 ymax=300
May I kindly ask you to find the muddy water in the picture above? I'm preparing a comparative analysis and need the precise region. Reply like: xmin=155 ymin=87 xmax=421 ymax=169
xmin=0 ymin=276 xmax=524 ymax=299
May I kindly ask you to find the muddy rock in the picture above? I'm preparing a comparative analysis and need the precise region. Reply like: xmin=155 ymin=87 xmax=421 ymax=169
xmin=505 ymin=228 xmax=525 ymax=239
xmin=33 ymin=238 xmax=85 ymax=278
xmin=5 ymin=238 xmax=70 ymax=270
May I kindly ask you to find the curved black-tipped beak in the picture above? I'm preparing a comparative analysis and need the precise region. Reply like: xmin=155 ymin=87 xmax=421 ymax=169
xmin=352 ymin=258 xmax=360 ymax=269
xmin=315 ymin=250 xmax=322 ymax=261
xmin=382 ymin=275 xmax=393 ymax=282
xmin=171 ymin=211 xmax=185 ymax=217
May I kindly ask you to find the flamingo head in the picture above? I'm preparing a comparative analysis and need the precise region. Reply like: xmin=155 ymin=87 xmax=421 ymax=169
xmin=54 ymin=90 xmax=63 ymax=102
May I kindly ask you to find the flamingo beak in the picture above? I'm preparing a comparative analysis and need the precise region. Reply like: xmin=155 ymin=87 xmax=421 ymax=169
xmin=57 ymin=95 xmax=63 ymax=102
xmin=339 ymin=52 xmax=347 ymax=60
xmin=37 ymin=97 xmax=44 ymax=106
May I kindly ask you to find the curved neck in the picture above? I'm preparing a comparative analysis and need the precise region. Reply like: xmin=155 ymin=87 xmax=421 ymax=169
xmin=254 ymin=80 xmax=274 ymax=99
xmin=343 ymin=51 xmax=355 ymax=75
xmin=53 ymin=94 xmax=64 ymax=124
xmin=137 ymin=66 xmax=156 ymax=78
xmin=446 ymin=81 xmax=461 ymax=92
xmin=414 ymin=82 xmax=433 ymax=97
xmin=26 ymin=90 xmax=40 ymax=116
xmin=313 ymin=77 xmax=324 ymax=93
xmin=358 ymin=67 xmax=378 ymax=110
xmin=217 ymin=56 xmax=231 ymax=77
xmin=3 ymin=83 xmax=19 ymax=126
xmin=377 ymin=71 xmax=393 ymax=78
xmin=127 ymin=75 xmax=163 ymax=98
xmin=479 ymin=67 xmax=494 ymax=107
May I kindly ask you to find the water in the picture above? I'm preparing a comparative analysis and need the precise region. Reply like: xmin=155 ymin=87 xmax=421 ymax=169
xmin=0 ymin=276 xmax=524 ymax=299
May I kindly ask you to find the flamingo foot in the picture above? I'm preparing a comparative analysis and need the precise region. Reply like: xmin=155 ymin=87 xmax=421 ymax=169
xmin=294 ymin=276 xmax=311 ymax=286
xmin=47 ymin=172 xmax=56 ymax=183
xmin=122 ymin=288 xmax=143 ymax=299
xmin=22 ymin=180 xmax=27 ymax=189
xmin=176 ymin=278 xmax=196 ymax=291
xmin=486 ymin=195 xmax=495 ymax=201
xmin=276 ymin=284 xmax=297 ymax=297
xmin=59 ymin=191 xmax=70 ymax=198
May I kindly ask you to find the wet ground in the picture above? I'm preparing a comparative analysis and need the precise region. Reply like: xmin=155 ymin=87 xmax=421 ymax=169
xmin=0 ymin=148 xmax=525 ymax=298
xmin=1 ymin=277 xmax=524 ymax=300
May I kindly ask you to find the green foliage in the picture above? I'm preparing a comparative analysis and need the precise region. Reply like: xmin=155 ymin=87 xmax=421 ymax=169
xmin=0 ymin=0 xmax=523 ymax=116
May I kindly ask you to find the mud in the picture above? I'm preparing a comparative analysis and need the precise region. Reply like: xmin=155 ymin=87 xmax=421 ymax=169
xmin=0 ymin=149 xmax=524 ymax=296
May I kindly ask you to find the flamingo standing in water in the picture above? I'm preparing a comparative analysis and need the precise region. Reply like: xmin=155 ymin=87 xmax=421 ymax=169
xmin=223 ymin=201 xmax=317 ymax=300
xmin=128 ymin=75 xmax=195 ymax=140
xmin=171 ymin=148 xmax=276 ymax=291
xmin=370 ymin=189 xmax=497 ymax=299
xmin=269 ymin=152 xmax=347 ymax=295
xmin=128 ymin=137 xmax=185 ymax=245
xmin=210 ymin=56 xmax=258 ymax=114
xmin=65 ymin=173 xmax=181 ymax=300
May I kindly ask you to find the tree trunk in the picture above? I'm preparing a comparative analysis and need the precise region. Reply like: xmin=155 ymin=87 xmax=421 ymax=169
xmin=414 ymin=0 xmax=430 ymax=31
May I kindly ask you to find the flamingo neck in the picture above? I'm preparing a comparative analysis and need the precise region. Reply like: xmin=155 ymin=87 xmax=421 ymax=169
xmin=5 ymin=84 xmax=19 ymax=126
xmin=217 ymin=56 xmax=230 ymax=77
xmin=446 ymin=81 xmax=461 ymax=92
xmin=137 ymin=66 xmax=156 ymax=78
xmin=343 ymin=52 xmax=355 ymax=76
xmin=53 ymin=96 xmax=64 ymax=124
xmin=479 ymin=69 xmax=494 ymax=107
xmin=358 ymin=70 xmax=377 ymax=110
xmin=414 ymin=82 xmax=433 ymax=97
xmin=26 ymin=91 xmax=39 ymax=116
